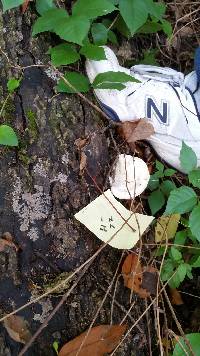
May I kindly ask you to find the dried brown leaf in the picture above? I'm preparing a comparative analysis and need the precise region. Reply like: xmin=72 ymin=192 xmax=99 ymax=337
xmin=22 ymin=0 xmax=30 ymax=13
xmin=0 ymin=233 xmax=18 ymax=252
xmin=58 ymin=324 xmax=127 ymax=356
xmin=122 ymin=119 xmax=154 ymax=143
xmin=4 ymin=315 xmax=31 ymax=344
xmin=169 ymin=288 xmax=184 ymax=305
xmin=122 ymin=254 xmax=158 ymax=298
xmin=79 ymin=152 xmax=87 ymax=173
xmin=74 ymin=138 xmax=88 ymax=150
xmin=122 ymin=254 xmax=149 ymax=298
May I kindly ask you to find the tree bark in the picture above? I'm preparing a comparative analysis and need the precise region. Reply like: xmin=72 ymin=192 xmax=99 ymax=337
xmin=0 ymin=6 xmax=147 ymax=355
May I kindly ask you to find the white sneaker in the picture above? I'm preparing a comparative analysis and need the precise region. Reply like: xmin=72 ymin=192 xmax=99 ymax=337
xmin=86 ymin=46 xmax=200 ymax=172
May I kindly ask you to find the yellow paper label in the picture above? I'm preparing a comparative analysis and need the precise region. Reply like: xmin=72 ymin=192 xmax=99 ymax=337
xmin=74 ymin=190 xmax=154 ymax=249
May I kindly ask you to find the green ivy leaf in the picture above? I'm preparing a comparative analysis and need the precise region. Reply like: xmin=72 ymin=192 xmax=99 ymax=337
xmin=189 ymin=204 xmax=200 ymax=242
xmin=92 ymin=71 xmax=140 ymax=90
xmin=148 ymin=189 xmax=165 ymax=215
xmin=7 ymin=78 xmax=20 ymax=92
xmin=180 ymin=141 xmax=197 ymax=173
xmin=173 ymin=333 xmax=200 ymax=356
xmin=72 ymin=0 xmax=116 ymax=19
xmin=80 ymin=44 xmax=106 ymax=60
xmin=170 ymin=247 xmax=182 ymax=261
xmin=165 ymin=186 xmax=197 ymax=215
xmin=32 ymin=9 xmax=69 ymax=36
xmin=55 ymin=16 xmax=90 ymax=45
xmin=189 ymin=169 xmax=200 ymax=189
xmin=48 ymin=44 xmax=80 ymax=67
xmin=35 ymin=0 xmax=56 ymax=15
xmin=91 ymin=23 xmax=108 ymax=45
xmin=56 ymin=72 xmax=90 ymax=93
xmin=160 ymin=180 xmax=176 ymax=197
xmin=119 ymin=0 xmax=149 ymax=35
xmin=0 ymin=125 xmax=18 ymax=146
xmin=2 ymin=0 xmax=23 ymax=12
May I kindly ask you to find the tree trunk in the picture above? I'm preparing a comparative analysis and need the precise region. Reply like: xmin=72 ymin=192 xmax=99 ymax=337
xmin=0 ymin=6 xmax=147 ymax=355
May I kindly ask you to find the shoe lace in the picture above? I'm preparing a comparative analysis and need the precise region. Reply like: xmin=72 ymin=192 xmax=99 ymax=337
xmin=131 ymin=64 xmax=199 ymax=118
xmin=130 ymin=64 xmax=187 ymax=94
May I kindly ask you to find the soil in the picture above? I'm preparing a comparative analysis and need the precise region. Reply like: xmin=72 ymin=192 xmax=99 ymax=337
xmin=0 ymin=2 xmax=200 ymax=356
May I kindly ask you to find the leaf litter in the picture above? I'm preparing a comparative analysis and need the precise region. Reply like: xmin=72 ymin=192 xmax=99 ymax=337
xmin=4 ymin=315 xmax=31 ymax=344
xmin=58 ymin=324 xmax=127 ymax=356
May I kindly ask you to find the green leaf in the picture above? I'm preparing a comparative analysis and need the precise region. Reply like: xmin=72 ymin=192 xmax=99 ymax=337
xmin=119 ymin=0 xmax=149 ymax=35
xmin=48 ymin=44 xmax=80 ymax=67
xmin=156 ymin=160 xmax=164 ymax=173
xmin=160 ymin=180 xmax=176 ymax=197
xmin=148 ymin=174 xmax=160 ymax=191
xmin=7 ymin=78 xmax=20 ymax=92
xmin=191 ymin=256 xmax=200 ymax=268
xmin=161 ymin=19 xmax=172 ymax=37
xmin=165 ymin=186 xmax=197 ymax=215
xmin=107 ymin=30 xmax=118 ymax=45
xmin=80 ymin=44 xmax=106 ymax=60
xmin=137 ymin=21 xmax=162 ymax=34
xmin=52 ymin=340 xmax=59 ymax=355
xmin=35 ymin=0 xmax=56 ymax=15
xmin=138 ymin=49 xmax=158 ymax=66
xmin=115 ymin=15 xmax=131 ymax=38
xmin=180 ymin=141 xmax=197 ymax=173
xmin=91 ymin=23 xmax=108 ymax=45
xmin=56 ymin=72 xmax=90 ymax=93
xmin=93 ymin=82 xmax=126 ymax=90
xmin=148 ymin=189 xmax=165 ymax=215
xmin=161 ymin=259 xmax=174 ymax=282
xmin=32 ymin=9 xmax=68 ymax=36
xmin=2 ymin=0 xmax=23 ymax=12
xmin=72 ymin=0 xmax=116 ymax=19
xmin=174 ymin=230 xmax=187 ymax=246
xmin=148 ymin=1 xmax=166 ymax=19
xmin=55 ymin=16 xmax=90 ymax=45
xmin=189 ymin=169 xmax=200 ymax=188
xmin=189 ymin=204 xmax=200 ymax=242
xmin=0 ymin=125 xmax=18 ymax=146
xmin=164 ymin=168 xmax=176 ymax=176
xmin=170 ymin=247 xmax=182 ymax=261
xmin=169 ymin=264 xmax=187 ymax=288
xmin=92 ymin=71 xmax=140 ymax=89
xmin=173 ymin=333 xmax=200 ymax=356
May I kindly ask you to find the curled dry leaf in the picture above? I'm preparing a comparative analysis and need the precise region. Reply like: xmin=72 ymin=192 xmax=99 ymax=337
xmin=58 ymin=324 xmax=127 ymax=356
xmin=122 ymin=254 xmax=157 ymax=298
xmin=22 ymin=0 xmax=31 ymax=13
xmin=4 ymin=315 xmax=31 ymax=344
xmin=122 ymin=118 xmax=155 ymax=144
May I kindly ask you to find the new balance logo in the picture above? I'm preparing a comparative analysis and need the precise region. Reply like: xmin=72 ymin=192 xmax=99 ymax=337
xmin=146 ymin=97 xmax=168 ymax=125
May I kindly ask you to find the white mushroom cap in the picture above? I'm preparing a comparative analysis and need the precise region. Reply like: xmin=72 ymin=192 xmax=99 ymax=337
xmin=109 ymin=154 xmax=150 ymax=200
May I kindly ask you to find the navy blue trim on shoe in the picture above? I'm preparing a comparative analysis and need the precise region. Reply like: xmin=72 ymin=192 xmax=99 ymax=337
xmin=98 ymin=101 xmax=120 ymax=122
xmin=170 ymin=84 xmax=200 ymax=122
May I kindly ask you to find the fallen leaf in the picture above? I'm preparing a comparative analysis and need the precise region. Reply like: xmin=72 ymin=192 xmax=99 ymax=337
xmin=58 ymin=324 xmax=127 ymax=356
xmin=155 ymin=214 xmax=180 ymax=243
xmin=4 ymin=315 xmax=31 ymax=344
xmin=74 ymin=138 xmax=88 ymax=150
xmin=122 ymin=254 xmax=149 ymax=298
xmin=169 ymin=288 xmax=184 ymax=305
xmin=0 ymin=232 xmax=18 ymax=252
xmin=22 ymin=0 xmax=30 ymax=13
xmin=79 ymin=151 xmax=87 ymax=173
xmin=122 ymin=119 xmax=155 ymax=143
xmin=122 ymin=254 xmax=158 ymax=298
